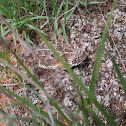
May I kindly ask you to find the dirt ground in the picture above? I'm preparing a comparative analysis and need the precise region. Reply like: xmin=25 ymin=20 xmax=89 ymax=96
xmin=0 ymin=1 xmax=126 ymax=125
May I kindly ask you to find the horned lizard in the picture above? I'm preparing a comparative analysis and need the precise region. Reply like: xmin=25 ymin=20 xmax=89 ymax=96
xmin=34 ymin=43 xmax=89 ymax=70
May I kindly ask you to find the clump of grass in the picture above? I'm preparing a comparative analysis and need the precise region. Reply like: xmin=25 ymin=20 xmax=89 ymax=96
xmin=0 ymin=0 xmax=125 ymax=125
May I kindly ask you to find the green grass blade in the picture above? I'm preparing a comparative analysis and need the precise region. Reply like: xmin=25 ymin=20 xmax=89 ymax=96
xmin=46 ymin=101 xmax=56 ymax=126
xmin=77 ymin=97 xmax=90 ymax=125
xmin=67 ymin=0 xmax=80 ymax=19
xmin=26 ymin=24 xmax=48 ymax=36
xmin=54 ymin=18 xmax=58 ymax=37
xmin=29 ymin=16 xmax=54 ymax=20
xmin=47 ymin=96 xmax=71 ymax=125
xmin=51 ymin=0 xmax=57 ymax=16
xmin=62 ymin=0 xmax=69 ymax=45
xmin=22 ymin=31 xmax=34 ymax=45
xmin=62 ymin=23 xmax=69 ymax=46
xmin=0 ymin=66 xmax=6 ymax=83
xmin=89 ymin=2 xmax=105 ymax=4
xmin=85 ymin=0 xmax=88 ymax=9
xmin=38 ymin=0 xmax=47 ymax=13
xmin=108 ymin=52 xmax=126 ymax=93
xmin=57 ymin=0 xmax=65 ymax=15
xmin=64 ymin=0 xmax=68 ymax=21
xmin=83 ymin=99 xmax=105 ymax=126
xmin=71 ymin=81 xmax=104 ymax=125
xmin=70 ymin=81 xmax=89 ymax=125
xmin=89 ymin=0 xmax=117 ymax=94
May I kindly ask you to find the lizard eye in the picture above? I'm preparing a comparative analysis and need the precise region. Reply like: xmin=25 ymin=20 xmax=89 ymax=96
xmin=50 ymin=54 xmax=54 ymax=58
